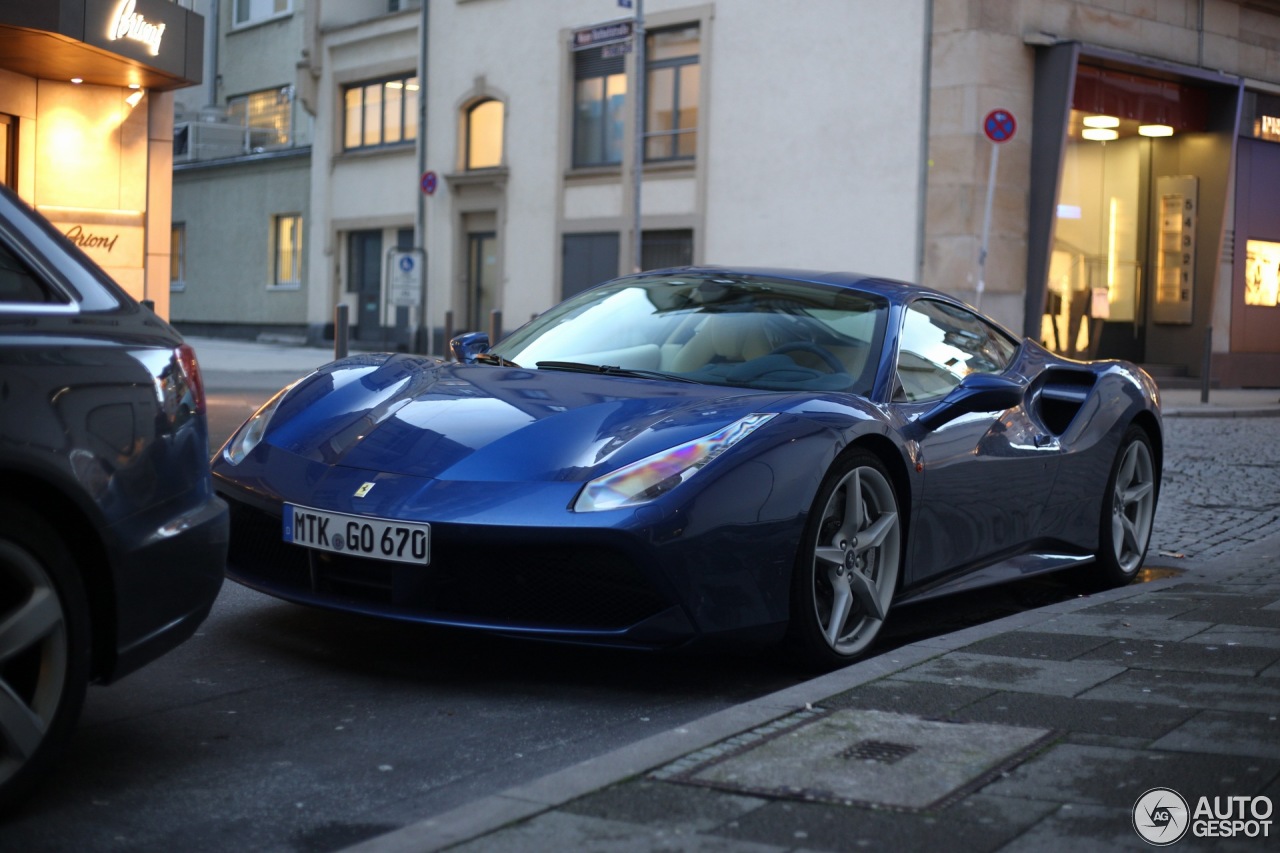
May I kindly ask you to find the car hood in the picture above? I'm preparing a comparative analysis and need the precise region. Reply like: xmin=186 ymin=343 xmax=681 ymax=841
xmin=263 ymin=355 xmax=792 ymax=481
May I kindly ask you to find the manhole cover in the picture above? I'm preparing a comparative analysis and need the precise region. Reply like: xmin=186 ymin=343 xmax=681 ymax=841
xmin=656 ymin=708 xmax=1055 ymax=811
xmin=839 ymin=739 xmax=918 ymax=764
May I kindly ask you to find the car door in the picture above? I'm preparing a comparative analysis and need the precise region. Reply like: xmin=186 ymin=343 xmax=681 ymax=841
xmin=889 ymin=299 xmax=1059 ymax=585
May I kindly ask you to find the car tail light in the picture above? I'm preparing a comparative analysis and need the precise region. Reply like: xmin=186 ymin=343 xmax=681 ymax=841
xmin=175 ymin=343 xmax=207 ymax=416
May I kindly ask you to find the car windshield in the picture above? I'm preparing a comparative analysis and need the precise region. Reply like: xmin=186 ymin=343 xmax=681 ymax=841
xmin=491 ymin=272 xmax=888 ymax=394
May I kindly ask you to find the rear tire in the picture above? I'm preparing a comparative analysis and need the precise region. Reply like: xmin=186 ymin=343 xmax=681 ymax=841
xmin=0 ymin=505 xmax=91 ymax=814
xmin=788 ymin=450 xmax=901 ymax=669
xmin=1088 ymin=425 xmax=1158 ymax=588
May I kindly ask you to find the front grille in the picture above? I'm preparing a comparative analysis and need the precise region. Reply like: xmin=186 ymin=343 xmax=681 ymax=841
xmin=225 ymin=499 xmax=670 ymax=631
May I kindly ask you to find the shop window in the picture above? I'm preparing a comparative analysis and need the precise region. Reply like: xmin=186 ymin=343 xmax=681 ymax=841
xmin=273 ymin=214 xmax=302 ymax=288
xmin=1243 ymin=92 xmax=1280 ymax=143
xmin=646 ymin=25 xmax=700 ymax=162
xmin=234 ymin=0 xmax=291 ymax=27
xmin=170 ymin=224 xmax=186 ymax=291
xmin=343 ymin=75 xmax=419 ymax=150
xmin=1044 ymin=65 xmax=1211 ymax=356
xmin=1245 ymin=240 xmax=1280 ymax=307
xmin=465 ymin=99 xmax=503 ymax=170
xmin=227 ymin=87 xmax=295 ymax=149
xmin=0 ymin=114 xmax=14 ymax=187
xmin=572 ymin=45 xmax=626 ymax=167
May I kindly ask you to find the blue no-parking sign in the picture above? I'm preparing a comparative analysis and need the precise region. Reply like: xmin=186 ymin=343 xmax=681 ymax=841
xmin=983 ymin=109 xmax=1017 ymax=143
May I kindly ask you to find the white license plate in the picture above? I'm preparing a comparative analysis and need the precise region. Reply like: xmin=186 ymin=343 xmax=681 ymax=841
xmin=283 ymin=504 xmax=430 ymax=565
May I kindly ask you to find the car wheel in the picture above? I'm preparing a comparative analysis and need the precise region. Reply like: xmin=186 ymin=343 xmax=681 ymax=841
xmin=0 ymin=506 xmax=90 ymax=813
xmin=789 ymin=450 xmax=901 ymax=669
xmin=1090 ymin=425 xmax=1158 ymax=588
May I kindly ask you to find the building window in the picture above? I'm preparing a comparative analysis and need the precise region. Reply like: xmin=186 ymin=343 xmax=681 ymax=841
xmin=562 ymin=233 xmax=619 ymax=299
xmin=234 ymin=0 xmax=291 ymax=27
xmin=170 ymin=224 xmax=185 ymax=291
xmin=273 ymin=215 xmax=302 ymax=288
xmin=646 ymin=25 xmax=699 ymax=162
xmin=466 ymin=99 xmax=503 ymax=169
xmin=227 ymin=87 xmax=295 ymax=149
xmin=573 ymin=45 xmax=627 ymax=167
xmin=344 ymin=75 xmax=419 ymax=150
xmin=641 ymin=229 xmax=693 ymax=271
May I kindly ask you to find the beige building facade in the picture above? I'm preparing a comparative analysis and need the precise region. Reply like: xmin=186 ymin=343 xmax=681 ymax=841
xmin=0 ymin=0 xmax=205 ymax=320
xmin=170 ymin=0 xmax=1280 ymax=385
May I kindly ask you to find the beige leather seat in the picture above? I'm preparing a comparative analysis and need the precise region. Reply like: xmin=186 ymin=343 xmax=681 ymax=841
xmin=668 ymin=313 xmax=773 ymax=373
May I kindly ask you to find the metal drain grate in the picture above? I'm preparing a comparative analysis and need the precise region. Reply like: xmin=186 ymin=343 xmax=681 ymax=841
xmin=840 ymin=739 xmax=918 ymax=764
xmin=653 ymin=708 xmax=1056 ymax=811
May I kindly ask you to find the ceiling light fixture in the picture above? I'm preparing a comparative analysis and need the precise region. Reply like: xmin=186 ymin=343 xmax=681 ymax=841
xmin=1082 ymin=128 xmax=1119 ymax=141
xmin=125 ymin=89 xmax=145 ymax=108
xmin=1139 ymin=124 xmax=1174 ymax=137
xmin=70 ymin=77 xmax=83 ymax=84
xmin=1083 ymin=115 xmax=1120 ymax=128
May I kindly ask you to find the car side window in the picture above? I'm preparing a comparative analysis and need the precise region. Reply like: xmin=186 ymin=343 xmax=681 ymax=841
xmin=0 ymin=238 xmax=52 ymax=304
xmin=894 ymin=299 xmax=1018 ymax=402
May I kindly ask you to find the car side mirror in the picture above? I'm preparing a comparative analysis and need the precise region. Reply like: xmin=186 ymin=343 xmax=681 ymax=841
xmin=450 ymin=331 xmax=490 ymax=364
xmin=914 ymin=373 xmax=1025 ymax=435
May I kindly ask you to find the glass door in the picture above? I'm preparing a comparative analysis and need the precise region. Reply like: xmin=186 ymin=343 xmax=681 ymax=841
xmin=467 ymin=231 xmax=497 ymax=333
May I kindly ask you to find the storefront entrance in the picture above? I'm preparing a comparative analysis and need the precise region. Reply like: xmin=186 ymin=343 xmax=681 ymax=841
xmin=1029 ymin=49 xmax=1240 ymax=378
xmin=1044 ymin=65 xmax=1212 ymax=364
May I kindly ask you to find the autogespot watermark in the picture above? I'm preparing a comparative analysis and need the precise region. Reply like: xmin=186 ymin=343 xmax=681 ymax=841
xmin=1132 ymin=788 xmax=1273 ymax=845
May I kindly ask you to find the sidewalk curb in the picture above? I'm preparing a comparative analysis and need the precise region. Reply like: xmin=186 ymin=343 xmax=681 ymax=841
xmin=342 ymin=574 xmax=1195 ymax=853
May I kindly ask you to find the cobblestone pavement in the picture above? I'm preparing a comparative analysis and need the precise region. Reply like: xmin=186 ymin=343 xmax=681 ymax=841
xmin=344 ymin=412 xmax=1280 ymax=853
xmin=1155 ymin=417 xmax=1280 ymax=560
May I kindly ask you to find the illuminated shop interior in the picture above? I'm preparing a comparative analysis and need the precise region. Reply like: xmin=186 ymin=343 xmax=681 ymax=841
xmin=1045 ymin=65 xmax=1209 ymax=360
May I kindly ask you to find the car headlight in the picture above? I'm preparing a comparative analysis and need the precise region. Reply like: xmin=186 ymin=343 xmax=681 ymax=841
xmin=573 ymin=413 xmax=776 ymax=512
xmin=222 ymin=384 xmax=295 ymax=465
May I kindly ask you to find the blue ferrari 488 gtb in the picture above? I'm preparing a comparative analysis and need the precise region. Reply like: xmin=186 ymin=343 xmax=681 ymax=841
xmin=212 ymin=268 xmax=1161 ymax=668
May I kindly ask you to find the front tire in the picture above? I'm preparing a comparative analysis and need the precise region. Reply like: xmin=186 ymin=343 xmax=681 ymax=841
xmin=1089 ymin=425 xmax=1158 ymax=588
xmin=0 ymin=506 xmax=91 ymax=814
xmin=788 ymin=450 xmax=901 ymax=669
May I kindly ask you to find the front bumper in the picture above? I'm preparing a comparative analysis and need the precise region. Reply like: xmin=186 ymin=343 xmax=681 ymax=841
xmin=220 ymin=490 xmax=696 ymax=647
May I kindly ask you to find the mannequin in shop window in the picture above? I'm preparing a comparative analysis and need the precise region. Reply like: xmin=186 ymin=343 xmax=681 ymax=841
xmin=1067 ymin=281 xmax=1091 ymax=359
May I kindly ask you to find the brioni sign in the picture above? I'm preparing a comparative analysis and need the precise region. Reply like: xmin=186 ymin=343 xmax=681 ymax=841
xmin=107 ymin=0 xmax=166 ymax=56
xmin=40 ymin=211 xmax=146 ymax=271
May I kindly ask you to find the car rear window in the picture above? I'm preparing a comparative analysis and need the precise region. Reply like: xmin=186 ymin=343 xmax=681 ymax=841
xmin=0 ymin=239 xmax=57 ymax=304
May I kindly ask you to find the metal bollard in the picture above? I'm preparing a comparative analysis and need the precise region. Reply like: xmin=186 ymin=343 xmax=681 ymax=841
xmin=443 ymin=310 xmax=454 ymax=361
xmin=488 ymin=309 xmax=503 ymax=344
xmin=1200 ymin=325 xmax=1212 ymax=404
xmin=334 ymin=304 xmax=349 ymax=360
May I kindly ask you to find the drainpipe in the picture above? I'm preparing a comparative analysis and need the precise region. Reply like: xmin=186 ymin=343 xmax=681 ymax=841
xmin=916 ymin=0 xmax=932 ymax=282
xmin=631 ymin=0 xmax=645 ymax=272
xmin=416 ymin=0 xmax=430 ymax=352
xmin=206 ymin=0 xmax=219 ymax=108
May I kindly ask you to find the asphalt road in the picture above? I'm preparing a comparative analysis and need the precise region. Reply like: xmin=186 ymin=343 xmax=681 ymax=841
xmin=2 ymin=396 xmax=1275 ymax=852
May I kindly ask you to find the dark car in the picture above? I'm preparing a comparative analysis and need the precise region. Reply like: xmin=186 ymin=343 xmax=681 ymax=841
xmin=213 ymin=268 xmax=1160 ymax=669
xmin=0 ymin=184 xmax=228 ymax=810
